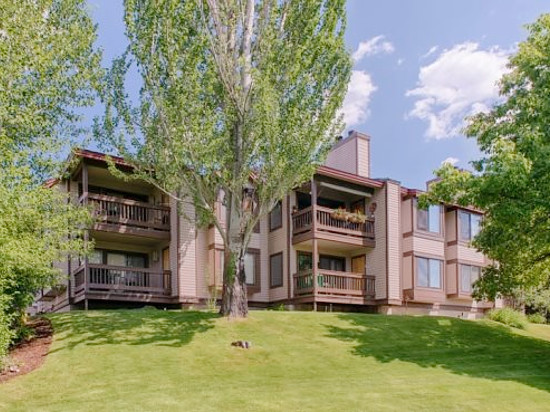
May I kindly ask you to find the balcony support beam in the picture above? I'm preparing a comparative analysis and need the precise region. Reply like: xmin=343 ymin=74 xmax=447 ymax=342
xmin=311 ymin=178 xmax=318 ymax=311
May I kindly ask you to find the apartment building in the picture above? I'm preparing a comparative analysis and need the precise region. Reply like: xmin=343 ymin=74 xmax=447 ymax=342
xmin=36 ymin=130 xmax=493 ymax=318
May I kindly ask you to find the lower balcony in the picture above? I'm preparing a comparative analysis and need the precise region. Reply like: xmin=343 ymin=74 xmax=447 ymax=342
xmin=72 ymin=264 xmax=173 ymax=304
xmin=293 ymin=269 xmax=376 ymax=305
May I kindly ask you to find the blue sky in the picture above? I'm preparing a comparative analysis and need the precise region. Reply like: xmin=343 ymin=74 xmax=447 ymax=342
xmin=88 ymin=0 xmax=550 ymax=189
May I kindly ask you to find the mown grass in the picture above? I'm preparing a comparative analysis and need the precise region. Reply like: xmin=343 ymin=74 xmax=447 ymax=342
xmin=1 ymin=309 xmax=550 ymax=412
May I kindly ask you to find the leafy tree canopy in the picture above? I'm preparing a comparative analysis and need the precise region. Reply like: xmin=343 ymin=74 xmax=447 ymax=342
xmin=99 ymin=0 xmax=351 ymax=317
xmin=0 ymin=0 xmax=100 ymax=360
xmin=420 ymin=14 xmax=550 ymax=300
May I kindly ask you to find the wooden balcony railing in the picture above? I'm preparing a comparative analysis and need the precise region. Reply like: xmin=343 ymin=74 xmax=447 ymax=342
xmin=292 ymin=206 xmax=375 ymax=240
xmin=73 ymin=264 xmax=171 ymax=296
xmin=293 ymin=269 xmax=375 ymax=298
xmin=81 ymin=193 xmax=170 ymax=232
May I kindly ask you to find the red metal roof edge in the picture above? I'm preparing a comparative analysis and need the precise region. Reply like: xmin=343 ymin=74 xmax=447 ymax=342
xmin=44 ymin=177 xmax=59 ymax=188
xmin=400 ymin=186 xmax=482 ymax=213
xmin=73 ymin=148 xmax=130 ymax=167
xmin=316 ymin=165 xmax=384 ymax=189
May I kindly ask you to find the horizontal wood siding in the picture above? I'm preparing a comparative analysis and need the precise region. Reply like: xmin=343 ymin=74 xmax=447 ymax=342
xmin=386 ymin=181 xmax=401 ymax=301
xmin=356 ymin=137 xmax=370 ymax=178
xmin=268 ymin=196 xmax=289 ymax=301
xmin=178 ymin=201 xmax=197 ymax=299
xmin=366 ymin=186 xmax=387 ymax=299
xmin=325 ymin=138 xmax=358 ymax=175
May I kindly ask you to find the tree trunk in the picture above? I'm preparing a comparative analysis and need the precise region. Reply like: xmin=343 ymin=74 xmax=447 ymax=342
xmin=220 ymin=247 xmax=248 ymax=318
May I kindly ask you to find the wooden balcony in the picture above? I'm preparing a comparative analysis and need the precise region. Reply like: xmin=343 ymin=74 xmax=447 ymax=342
xmin=73 ymin=264 xmax=172 ymax=303
xmin=81 ymin=193 xmax=170 ymax=239
xmin=293 ymin=269 xmax=375 ymax=304
xmin=292 ymin=206 xmax=375 ymax=247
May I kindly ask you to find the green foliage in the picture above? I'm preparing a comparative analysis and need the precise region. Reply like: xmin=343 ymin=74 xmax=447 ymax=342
xmin=421 ymin=14 xmax=550 ymax=300
xmin=488 ymin=308 xmax=528 ymax=329
xmin=98 ymin=0 xmax=351 ymax=316
xmin=527 ymin=313 xmax=547 ymax=324
xmin=524 ymin=287 xmax=550 ymax=320
xmin=0 ymin=0 xmax=101 ymax=357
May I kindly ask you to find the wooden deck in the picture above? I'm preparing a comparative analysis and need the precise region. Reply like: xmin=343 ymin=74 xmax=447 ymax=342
xmin=72 ymin=264 xmax=172 ymax=303
xmin=293 ymin=269 xmax=376 ymax=304
xmin=80 ymin=193 xmax=171 ymax=239
xmin=292 ymin=206 xmax=375 ymax=247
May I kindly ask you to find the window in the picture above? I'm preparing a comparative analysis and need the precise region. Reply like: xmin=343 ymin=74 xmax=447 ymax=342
xmin=244 ymin=251 xmax=260 ymax=287
xmin=416 ymin=257 xmax=442 ymax=288
xmin=89 ymin=250 xmax=103 ymax=265
xmin=417 ymin=203 xmax=441 ymax=233
xmin=459 ymin=211 xmax=482 ymax=241
xmin=269 ymin=201 xmax=282 ymax=231
xmin=88 ymin=249 xmax=148 ymax=268
xmin=297 ymin=252 xmax=312 ymax=272
xmin=460 ymin=265 xmax=481 ymax=293
xmin=270 ymin=253 xmax=283 ymax=287
xmin=319 ymin=255 xmax=345 ymax=272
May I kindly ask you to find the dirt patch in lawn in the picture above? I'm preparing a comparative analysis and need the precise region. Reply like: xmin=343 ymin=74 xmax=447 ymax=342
xmin=0 ymin=317 xmax=53 ymax=383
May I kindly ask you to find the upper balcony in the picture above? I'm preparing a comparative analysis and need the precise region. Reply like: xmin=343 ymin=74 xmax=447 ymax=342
xmin=292 ymin=206 xmax=375 ymax=245
xmin=71 ymin=152 xmax=171 ymax=241
xmin=81 ymin=193 xmax=170 ymax=240
xmin=291 ymin=176 xmax=376 ymax=248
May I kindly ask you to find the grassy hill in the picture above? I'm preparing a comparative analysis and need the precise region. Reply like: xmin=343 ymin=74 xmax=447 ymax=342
xmin=1 ymin=310 xmax=550 ymax=411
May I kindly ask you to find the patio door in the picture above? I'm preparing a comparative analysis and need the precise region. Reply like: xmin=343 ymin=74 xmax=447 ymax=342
xmin=162 ymin=248 xmax=170 ymax=271
xmin=352 ymin=255 xmax=366 ymax=275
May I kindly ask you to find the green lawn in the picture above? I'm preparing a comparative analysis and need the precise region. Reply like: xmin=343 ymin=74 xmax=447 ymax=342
xmin=1 ymin=310 xmax=550 ymax=412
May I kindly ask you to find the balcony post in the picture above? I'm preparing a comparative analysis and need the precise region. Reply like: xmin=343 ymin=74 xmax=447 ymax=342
xmin=82 ymin=161 xmax=89 ymax=204
xmin=311 ymin=178 xmax=318 ymax=311
xmin=82 ymin=161 xmax=89 ymax=304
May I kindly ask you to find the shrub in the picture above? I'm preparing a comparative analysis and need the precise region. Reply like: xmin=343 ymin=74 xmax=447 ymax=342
xmin=527 ymin=313 xmax=547 ymax=324
xmin=488 ymin=308 xmax=528 ymax=329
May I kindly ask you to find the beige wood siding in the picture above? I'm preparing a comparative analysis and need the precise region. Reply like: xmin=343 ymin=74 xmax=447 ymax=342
xmin=366 ymin=186 xmax=387 ymax=299
xmin=325 ymin=138 xmax=358 ymax=174
xmin=401 ymin=198 xmax=412 ymax=234
xmin=446 ymin=262 xmax=458 ymax=296
xmin=402 ymin=255 xmax=413 ymax=290
xmin=194 ymin=228 xmax=210 ymax=299
xmin=268 ymin=196 xmax=289 ymax=301
xmin=386 ymin=181 xmax=402 ymax=300
xmin=445 ymin=210 xmax=457 ymax=243
xmin=356 ymin=137 xmax=370 ymax=177
xmin=411 ymin=237 xmax=445 ymax=257
xmin=456 ymin=245 xmax=485 ymax=264
xmin=177 ymin=200 xmax=197 ymax=299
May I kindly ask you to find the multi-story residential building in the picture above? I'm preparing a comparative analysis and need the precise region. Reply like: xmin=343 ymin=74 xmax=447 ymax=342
xmin=36 ymin=130 xmax=494 ymax=318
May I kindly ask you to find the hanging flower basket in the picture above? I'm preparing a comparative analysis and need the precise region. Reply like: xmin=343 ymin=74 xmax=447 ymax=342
xmin=331 ymin=208 xmax=348 ymax=221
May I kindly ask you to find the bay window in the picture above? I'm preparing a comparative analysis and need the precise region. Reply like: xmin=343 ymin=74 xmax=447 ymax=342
xmin=417 ymin=203 xmax=441 ymax=233
xmin=460 ymin=264 xmax=481 ymax=293
xmin=459 ymin=211 xmax=481 ymax=241
xmin=417 ymin=257 xmax=442 ymax=288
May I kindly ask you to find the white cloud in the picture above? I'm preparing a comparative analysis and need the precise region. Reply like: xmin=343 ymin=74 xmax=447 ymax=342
xmin=352 ymin=35 xmax=395 ymax=62
xmin=406 ymin=42 xmax=509 ymax=139
xmin=397 ymin=58 xmax=405 ymax=66
xmin=342 ymin=70 xmax=377 ymax=127
xmin=421 ymin=46 xmax=439 ymax=59
xmin=441 ymin=157 xmax=459 ymax=166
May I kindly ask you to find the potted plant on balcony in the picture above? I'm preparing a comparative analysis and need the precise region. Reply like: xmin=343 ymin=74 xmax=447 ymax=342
xmin=331 ymin=207 xmax=348 ymax=221
xmin=353 ymin=211 xmax=368 ymax=224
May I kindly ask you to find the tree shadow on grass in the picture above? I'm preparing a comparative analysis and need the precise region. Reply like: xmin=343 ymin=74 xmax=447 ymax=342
xmin=48 ymin=310 xmax=218 ymax=352
xmin=326 ymin=314 xmax=550 ymax=393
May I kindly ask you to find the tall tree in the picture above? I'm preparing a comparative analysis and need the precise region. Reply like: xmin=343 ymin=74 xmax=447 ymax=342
xmin=420 ymin=14 xmax=550 ymax=301
xmin=0 ymin=0 xmax=100 ymax=360
xmin=99 ymin=0 xmax=351 ymax=317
